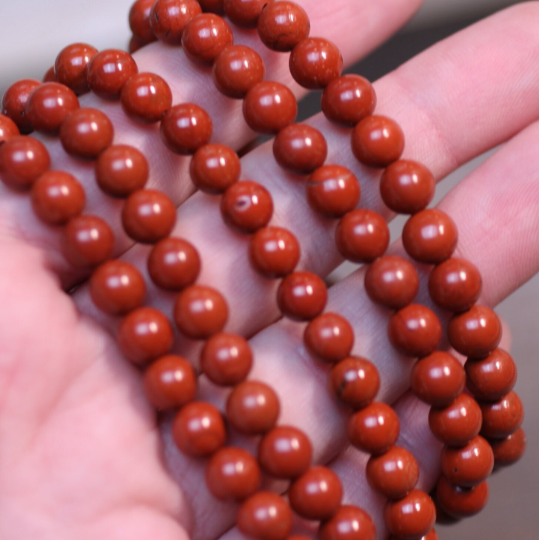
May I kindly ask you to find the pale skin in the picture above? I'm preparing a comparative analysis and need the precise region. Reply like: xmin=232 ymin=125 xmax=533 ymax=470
xmin=1 ymin=0 xmax=538 ymax=538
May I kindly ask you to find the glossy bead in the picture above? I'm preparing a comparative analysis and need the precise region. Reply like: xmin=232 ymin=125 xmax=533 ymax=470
xmin=227 ymin=380 xmax=280 ymax=434
xmin=198 ymin=0 xmax=225 ymax=13
xmin=351 ymin=115 xmax=404 ymax=168
xmin=289 ymin=466 xmax=343 ymax=520
xmin=129 ymin=0 xmax=158 ymax=44
xmin=480 ymin=391 xmax=524 ymax=439
xmin=466 ymin=348 xmax=517 ymax=402
xmin=436 ymin=476 xmax=489 ymax=519
xmin=257 ymin=1 xmax=310 ymax=52
xmin=384 ymin=490 xmax=436 ymax=539
xmin=150 ymin=0 xmax=202 ymax=44
xmin=143 ymin=354 xmax=197 ymax=410
xmin=43 ymin=66 xmax=57 ymax=83
xmin=304 ymin=313 xmax=354 ymax=363
xmin=224 ymin=0 xmax=267 ymax=27
xmin=321 ymin=74 xmax=376 ymax=127
xmin=60 ymin=108 xmax=114 ymax=159
xmin=62 ymin=215 xmax=114 ymax=267
xmin=429 ymin=393 xmax=482 ymax=447
xmin=181 ymin=13 xmax=233 ymax=63
xmin=120 ymin=73 xmax=172 ymax=123
xmin=273 ymin=124 xmax=327 ymax=175
xmin=0 ymin=114 xmax=20 ymax=144
xmin=277 ymin=271 xmax=327 ymax=321
xmin=26 ymin=83 xmax=79 ymax=134
xmin=243 ymin=81 xmax=297 ymax=134
xmin=366 ymin=446 xmax=419 ymax=500
xmin=490 ymin=428 xmax=526 ymax=467
xmin=319 ymin=505 xmax=376 ymax=540
xmin=307 ymin=165 xmax=360 ymax=218
xmin=148 ymin=237 xmax=201 ymax=290
xmin=55 ymin=43 xmax=98 ymax=95
xmin=330 ymin=357 xmax=380 ymax=409
xmin=1 ymin=79 xmax=41 ymax=133
xmin=160 ymin=103 xmax=213 ymax=155
xmin=380 ymin=160 xmax=435 ymax=214
xmin=402 ymin=209 xmax=458 ymax=265
xmin=388 ymin=531 xmax=438 ymax=540
xmin=87 ymin=49 xmax=139 ymax=100
xmin=31 ymin=171 xmax=85 ymax=225
xmin=347 ymin=402 xmax=399 ymax=455
xmin=249 ymin=226 xmax=300 ymax=278
xmin=96 ymin=144 xmax=149 ymax=197
xmin=220 ymin=180 xmax=273 ymax=233
xmin=174 ymin=285 xmax=228 ymax=339
xmin=213 ymin=45 xmax=265 ymax=99
xmin=365 ymin=255 xmax=419 ymax=310
xmin=206 ymin=446 xmax=261 ymax=501
xmin=388 ymin=304 xmax=442 ymax=358
xmin=411 ymin=352 xmax=465 ymax=407
xmin=190 ymin=144 xmax=240 ymax=194
xmin=0 ymin=136 xmax=50 ymax=190
xmin=258 ymin=425 xmax=312 ymax=478
xmin=448 ymin=305 xmax=502 ymax=358
xmin=335 ymin=209 xmax=389 ymax=263
xmin=172 ymin=401 xmax=226 ymax=457
xmin=89 ymin=260 xmax=146 ymax=315
xmin=441 ymin=435 xmax=494 ymax=487
xmin=238 ymin=492 xmax=293 ymax=540
xmin=201 ymin=332 xmax=252 ymax=386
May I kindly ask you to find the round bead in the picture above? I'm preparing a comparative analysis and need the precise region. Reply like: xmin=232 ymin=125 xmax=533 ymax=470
xmin=160 ymin=103 xmax=213 ymax=155
xmin=220 ymin=180 xmax=273 ymax=233
xmin=258 ymin=425 xmax=312 ymax=478
xmin=411 ymin=351 xmax=466 ymax=407
xmin=330 ymin=357 xmax=380 ymax=409
xmin=55 ymin=43 xmax=98 ymax=95
xmin=213 ymin=45 xmax=265 ymax=99
xmin=181 ymin=13 xmax=233 ymax=63
xmin=365 ymin=255 xmax=419 ymax=310
xmin=174 ymin=285 xmax=228 ymax=339
xmin=351 ymin=115 xmax=404 ymax=168
xmin=347 ymin=402 xmax=399 ymax=455
xmin=277 ymin=271 xmax=327 ymax=321
xmin=441 ymin=435 xmax=494 ymax=487
xmin=172 ymin=401 xmax=226 ymax=457
xmin=198 ymin=0 xmax=225 ymax=13
xmin=150 ymin=0 xmax=202 ymax=44
xmin=380 ymin=160 xmax=435 ymax=214
xmin=366 ymin=446 xmax=419 ymax=500
xmin=243 ymin=81 xmax=297 ymax=134
xmin=148 ymin=237 xmax=201 ymax=290
xmin=273 ymin=124 xmax=327 ymax=175
xmin=1 ymin=79 xmax=41 ymax=133
xmin=87 ymin=49 xmax=139 ymax=100
xmin=238 ymin=492 xmax=293 ymax=540
xmin=257 ymin=1 xmax=310 ymax=52
xmin=402 ymin=209 xmax=458 ymax=265
xmin=190 ymin=144 xmax=240 ymax=193
xmin=0 ymin=114 xmax=20 ymax=144
xmin=31 ymin=171 xmax=85 ymax=225
xmin=89 ymin=260 xmax=146 ymax=316
xmin=0 ymin=136 xmax=50 ymax=190
xmin=448 ymin=305 xmax=502 ymax=358
xmin=306 ymin=165 xmax=360 ymax=218
xmin=388 ymin=304 xmax=442 ymax=358
xmin=60 ymin=108 xmax=114 ymax=159
xmin=335 ymin=209 xmax=389 ymax=263
xmin=289 ymin=466 xmax=343 ymax=520
xmin=227 ymin=380 xmax=280 ymax=435
xmin=490 ymin=428 xmax=526 ymax=467
xmin=129 ymin=0 xmax=158 ymax=44
xmin=429 ymin=393 xmax=482 ymax=447
xmin=120 ymin=73 xmax=172 ymax=123
xmin=143 ymin=354 xmax=197 ymax=410
xmin=249 ymin=226 xmax=300 ymax=278
xmin=43 ymin=66 xmax=57 ymax=83
xmin=480 ymin=391 xmax=524 ymax=439
xmin=224 ymin=0 xmax=267 ymax=27
xmin=62 ymin=215 xmax=114 ymax=267
xmin=96 ymin=145 xmax=149 ymax=198
xmin=206 ymin=446 xmax=261 ymax=501
xmin=319 ymin=505 xmax=376 ymax=540
xmin=436 ymin=476 xmax=489 ymax=519
xmin=304 ymin=312 xmax=354 ymax=363
xmin=321 ymin=74 xmax=376 ymax=127
xmin=201 ymin=332 xmax=253 ymax=386
xmin=26 ymin=83 xmax=79 ymax=134
xmin=384 ymin=490 xmax=436 ymax=539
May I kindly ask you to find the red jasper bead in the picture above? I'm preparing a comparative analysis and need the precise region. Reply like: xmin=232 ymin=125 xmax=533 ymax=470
xmin=490 ymin=428 xmax=526 ymax=467
xmin=249 ymin=226 xmax=300 ymax=278
xmin=190 ymin=144 xmax=240 ymax=193
xmin=384 ymin=489 xmax=436 ymax=539
xmin=121 ymin=73 xmax=172 ymax=123
xmin=0 ymin=114 xmax=20 ymax=144
xmin=129 ymin=0 xmax=158 ymax=44
xmin=480 ymin=391 xmax=524 ymax=439
xmin=224 ymin=0 xmax=267 ymax=27
xmin=330 ymin=357 xmax=380 ymax=409
xmin=277 ymin=271 xmax=327 ymax=321
xmin=238 ymin=492 xmax=293 ymax=540
xmin=87 ymin=49 xmax=139 ymax=100
xmin=304 ymin=312 xmax=354 ymax=364
xmin=388 ymin=533 xmax=438 ymax=540
xmin=198 ymin=0 xmax=225 ymax=12
xmin=319 ymin=505 xmax=376 ymax=540
xmin=43 ymin=66 xmax=56 ymax=83
xmin=436 ymin=476 xmax=489 ymax=519
xmin=1 ymin=79 xmax=41 ymax=133
xmin=181 ymin=13 xmax=233 ymax=63
xmin=150 ymin=0 xmax=202 ymax=44
xmin=55 ymin=43 xmax=98 ymax=95
xmin=63 ymin=215 xmax=114 ymax=267
xmin=143 ymin=354 xmax=197 ymax=410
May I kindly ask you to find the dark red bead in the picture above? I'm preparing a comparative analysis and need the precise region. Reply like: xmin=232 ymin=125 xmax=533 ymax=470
xmin=490 ymin=428 xmax=526 ymax=468
xmin=384 ymin=490 xmax=436 ymax=539
xmin=87 ymin=49 xmax=139 ymax=100
xmin=238 ymin=492 xmax=293 ymax=540
xmin=277 ymin=271 xmax=327 ymax=321
xmin=0 ymin=114 xmax=20 ymax=144
xmin=224 ymin=0 xmax=267 ymax=27
xmin=129 ymin=0 xmax=158 ymax=44
xmin=190 ymin=144 xmax=240 ymax=193
xmin=304 ymin=313 xmax=354 ymax=363
xmin=436 ymin=476 xmax=489 ymax=519
xmin=319 ymin=505 xmax=376 ymax=540
xmin=55 ymin=43 xmax=98 ymax=95
xmin=480 ymin=391 xmax=524 ymax=439
xmin=150 ymin=0 xmax=202 ymax=44
xmin=121 ymin=73 xmax=172 ymax=123
xmin=1 ymin=79 xmax=41 ymax=133
xmin=330 ymin=357 xmax=380 ymax=409
xmin=249 ymin=226 xmax=300 ymax=278
xmin=181 ymin=13 xmax=233 ymax=63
